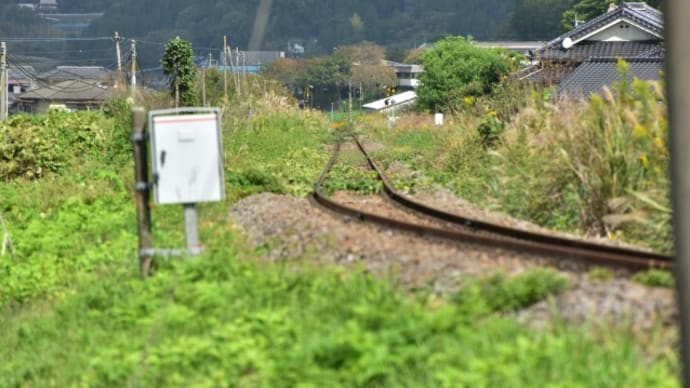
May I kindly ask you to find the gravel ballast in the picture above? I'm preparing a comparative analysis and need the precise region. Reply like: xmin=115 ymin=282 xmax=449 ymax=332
xmin=230 ymin=191 xmax=677 ymax=332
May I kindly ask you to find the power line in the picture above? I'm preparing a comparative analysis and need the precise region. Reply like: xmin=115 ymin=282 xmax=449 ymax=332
xmin=0 ymin=37 xmax=113 ymax=42
xmin=11 ymin=48 xmax=113 ymax=56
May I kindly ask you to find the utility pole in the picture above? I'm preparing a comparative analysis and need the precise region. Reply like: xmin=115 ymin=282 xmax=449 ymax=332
xmin=242 ymin=49 xmax=247 ymax=88
xmin=113 ymin=32 xmax=123 ymax=72
xmin=201 ymin=54 xmax=208 ymax=106
xmin=0 ymin=42 xmax=7 ymax=120
xmin=348 ymin=79 xmax=353 ymax=123
xmin=113 ymin=32 xmax=124 ymax=89
xmin=235 ymin=47 xmax=242 ymax=98
xmin=130 ymin=39 xmax=137 ymax=99
xmin=223 ymin=36 xmax=228 ymax=99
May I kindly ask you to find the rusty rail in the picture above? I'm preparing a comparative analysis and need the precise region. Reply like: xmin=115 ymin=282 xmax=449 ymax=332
xmin=312 ymin=134 xmax=673 ymax=271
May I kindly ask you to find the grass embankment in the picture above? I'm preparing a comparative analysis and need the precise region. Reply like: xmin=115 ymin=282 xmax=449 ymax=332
xmin=0 ymin=88 xmax=678 ymax=386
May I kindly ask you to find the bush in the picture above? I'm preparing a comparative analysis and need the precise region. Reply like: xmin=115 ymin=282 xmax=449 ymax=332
xmin=417 ymin=36 xmax=516 ymax=113
xmin=0 ymin=109 xmax=129 ymax=181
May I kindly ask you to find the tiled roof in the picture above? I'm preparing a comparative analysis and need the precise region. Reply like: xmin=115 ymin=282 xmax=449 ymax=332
xmin=538 ymin=40 xmax=663 ymax=61
xmin=19 ymin=79 xmax=111 ymax=102
xmin=556 ymin=57 xmax=663 ymax=97
xmin=8 ymin=65 xmax=36 ymax=81
xmin=37 ymin=66 xmax=110 ymax=82
xmin=539 ymin=2 xmax=663 ymax=56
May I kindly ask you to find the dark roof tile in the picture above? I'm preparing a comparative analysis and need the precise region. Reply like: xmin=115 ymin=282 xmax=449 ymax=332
xmin=19 ymin=79 xmax=111 ymax=102
xmin=37 ymin=66 xmax=110 ymax=82
xmin=557 ymin=57 xmax=663 ymax=97
xmin=538 ymin=41 xmax=663 ymax=61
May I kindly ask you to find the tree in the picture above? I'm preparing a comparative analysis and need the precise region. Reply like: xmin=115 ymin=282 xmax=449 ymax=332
xmin=161 ymin=37 xmax=198 ymax=107
xmin=416 ymin=36 xmax=514 ymax=112
xmin=334 ymin=42 xmax=396 ymax=101
xmin=507 ymin=0 xmax=573 ymax=40
xmin=264 ymin=58 xmax=304 ymax=95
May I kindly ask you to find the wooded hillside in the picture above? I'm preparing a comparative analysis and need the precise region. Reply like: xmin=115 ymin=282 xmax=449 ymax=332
xmin=0 ymin=0 xmax=661 ymax=66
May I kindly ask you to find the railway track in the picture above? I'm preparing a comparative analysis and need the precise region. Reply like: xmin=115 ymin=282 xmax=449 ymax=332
xmin=312 ymin=132 xmax=674 ymax=272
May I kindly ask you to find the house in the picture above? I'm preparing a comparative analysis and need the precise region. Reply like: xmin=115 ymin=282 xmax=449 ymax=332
xmin=386 ymin=62 xmax=424 ymax=90
xmin=8 ymin=65 xmax=36 ymax=95
xmin=7 ymin=65 xmax=37 ymax=113
xmin=520 ymin=2 xmax=663 ymax=96
xmin=9 ymin=65 xmax=116 ymax=113
xmin=16 ymin=79 xmax=112 ymax=113
xmin=37 ymin=66 xmax=112 ymax=84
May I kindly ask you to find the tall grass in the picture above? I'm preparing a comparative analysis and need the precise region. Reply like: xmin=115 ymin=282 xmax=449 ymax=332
xmin=490 ymin=62 xmax=670 ymax=250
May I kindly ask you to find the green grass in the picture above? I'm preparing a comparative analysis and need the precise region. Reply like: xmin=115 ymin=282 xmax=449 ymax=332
xmin=0 ymin=245 xmax=678 ymax=387
xmin=329 ymin=108 xmax=366 ymax=122
xmin=225 ymin=110 xmax=332 ymax=200
xmin=0 ymin=101 xmax=680 ymax=387
xmin=455 ymin=269 xmax=569 ymax=313
xmin=588 ymin=267 xmax=616 ymax=281
xmin=632 ymin=269 xmax=674 ymax=288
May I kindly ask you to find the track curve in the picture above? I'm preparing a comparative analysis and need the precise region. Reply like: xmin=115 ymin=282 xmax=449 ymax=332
xmin=312 ymin=133 xmax=673 ymax=272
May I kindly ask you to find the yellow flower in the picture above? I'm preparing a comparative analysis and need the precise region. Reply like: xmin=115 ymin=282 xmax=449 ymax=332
xmin=654 ymin=136 xmax=666 ymax=151
xmin=639 ymin=154 xmax=650 ymax=168
xmin=632 ymin=124 xmax=647 ymax=139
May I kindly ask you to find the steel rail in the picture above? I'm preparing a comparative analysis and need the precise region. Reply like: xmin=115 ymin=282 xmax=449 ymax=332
xmin=312 ymin=135 xmax=673 ymax=271
xmin=353 ymin=136 xmax=673 ymax=264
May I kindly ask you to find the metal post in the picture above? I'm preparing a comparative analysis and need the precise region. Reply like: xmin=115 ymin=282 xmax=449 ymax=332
xmin=183 ymin=203 xmax=201 ymax=256
xmin=131 ymin=107 xmax=154 ymax=278
xmin=666 ymin=1 xmax=690 ymax=386
xmin=0 ymin=42 xmax=7 ymax=120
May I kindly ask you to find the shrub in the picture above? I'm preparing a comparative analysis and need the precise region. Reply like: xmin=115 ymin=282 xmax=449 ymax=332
xmin=417 ymin=36 xmax=516 ymax=113
xmin=0 ymin=110 xmax=118 ymax=180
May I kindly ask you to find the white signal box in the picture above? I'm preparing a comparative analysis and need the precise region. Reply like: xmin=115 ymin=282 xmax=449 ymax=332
xmin=149 ymin=108 xmax=225 ymax=205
